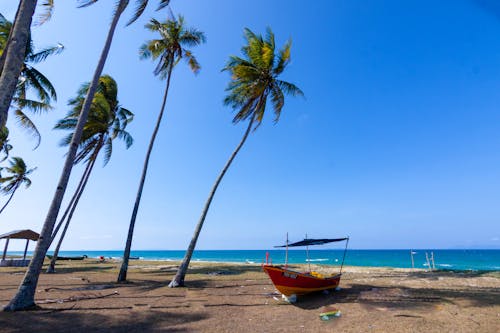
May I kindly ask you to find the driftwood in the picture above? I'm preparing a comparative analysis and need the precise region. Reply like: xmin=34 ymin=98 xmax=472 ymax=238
xmin=38 ymin=291 xmax=119 ymax=304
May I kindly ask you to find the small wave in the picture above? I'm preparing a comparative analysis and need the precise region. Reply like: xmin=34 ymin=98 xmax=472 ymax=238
xmin=245 ymin=260 xmax=255 ymax=264
xmin=438 ymin=264 xmax=453 ymax=267
xmin=306 ymin=258 xmax=329 ymax=262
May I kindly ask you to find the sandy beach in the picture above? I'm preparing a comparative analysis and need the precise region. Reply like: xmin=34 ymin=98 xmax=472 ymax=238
xmin=0 ymin=259 xmax=498 ymax=332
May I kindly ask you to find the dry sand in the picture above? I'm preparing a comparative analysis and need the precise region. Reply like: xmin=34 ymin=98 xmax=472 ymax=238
xmin=0 ymin=259 xmax=498 ymax=332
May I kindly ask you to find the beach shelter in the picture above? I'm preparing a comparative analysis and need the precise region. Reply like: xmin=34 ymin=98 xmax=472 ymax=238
xmin=0 ymin=229 xmax=39 ymax=267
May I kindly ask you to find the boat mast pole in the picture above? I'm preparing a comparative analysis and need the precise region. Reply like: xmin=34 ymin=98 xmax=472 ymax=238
xmin=339 ymin=237 xmax=349 ymax=275
xmin=285 ymin=232 xmax=288 ymax=268
xmin=306 ymin=234 xmax=311 ymax=272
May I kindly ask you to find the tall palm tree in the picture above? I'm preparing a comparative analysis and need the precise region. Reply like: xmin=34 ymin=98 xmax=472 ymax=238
xmin=0 ymin=13 xmax=64 ymax=149
xmin=0 ymin=157 xmax=36 ymax=214
xmin=47 ymin=75 xmax=133 ymax=273
xmin=0 ymin=0 xmax=38 ymax=129
xmin=4 ymin=0 xmax=170 ymax=312
xmin=0 ymin=0 xmax=59 ymax=115
xmin=169 ymin=28 xmax=303 ymax=287
xmin=117 ymin=15 xmax=205 ymax=282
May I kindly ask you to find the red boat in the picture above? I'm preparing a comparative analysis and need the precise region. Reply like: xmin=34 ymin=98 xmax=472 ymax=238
xmin=262 ymin=237 xmax=349 ymax=297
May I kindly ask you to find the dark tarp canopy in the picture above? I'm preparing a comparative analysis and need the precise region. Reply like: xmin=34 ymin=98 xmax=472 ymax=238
xmin=275 ymin=237 xmax=348 ymax=248
xmin=0 ymin=229 xmax=39 ymax=241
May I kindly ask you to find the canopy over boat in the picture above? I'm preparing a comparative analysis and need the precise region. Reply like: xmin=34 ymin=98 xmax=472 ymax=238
xmin=275 ymin=237 xmax=348 ymax=248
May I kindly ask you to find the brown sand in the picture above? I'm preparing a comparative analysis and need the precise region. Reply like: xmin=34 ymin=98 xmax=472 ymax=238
xmin=0 ymin=259 xmax=498 ymax=332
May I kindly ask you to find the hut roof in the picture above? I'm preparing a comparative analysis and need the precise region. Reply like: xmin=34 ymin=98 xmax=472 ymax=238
xmin=0 ymin=229 xmax=39 ymax=241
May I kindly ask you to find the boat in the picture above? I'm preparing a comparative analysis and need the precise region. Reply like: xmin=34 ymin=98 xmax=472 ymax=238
xmin=262 ymin=236 xmax=349 ymax=297
xmin=46 ymin=254 xmax=87 ymax=260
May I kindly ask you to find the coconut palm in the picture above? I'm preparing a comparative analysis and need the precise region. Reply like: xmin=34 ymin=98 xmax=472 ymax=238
xmin=169 ymin=28 xmax=303 ymax=287
xmin=0 ymin=13 xmax=64 ymax=149
xmin=117 ymin=15 xmax=205 ymax=282
xmin=5 ymin=0 xmax=170 ymax=312
xmin=47 ymin=75 xmax=133 ymax=273
xmin=0 ymin=157 xmax=36 ymax=214
xmin=0 ymin=0 xmax=38 ymax=129
xmin=0 ymin=0 xmax=55 ymax=126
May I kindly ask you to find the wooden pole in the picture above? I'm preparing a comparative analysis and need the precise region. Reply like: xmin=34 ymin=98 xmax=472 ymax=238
xmin=285 ymin=232 xmax=288 ymax=268
xmin=23 ymin=240 xmax=29 ymax=260
xmin=2 ymin=237 xmax=10 ymax=260
xmin=431 ymin=252 xmax=436 ymax=270
xmin=410 ymin=250 xmax=415 ymax=270
xmin=425 ymin=252 xmax=431 ymax=271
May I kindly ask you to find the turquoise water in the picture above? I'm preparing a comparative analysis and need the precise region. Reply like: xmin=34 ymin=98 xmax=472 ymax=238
xmin=10 ymin=249 xmax=498 ymax=271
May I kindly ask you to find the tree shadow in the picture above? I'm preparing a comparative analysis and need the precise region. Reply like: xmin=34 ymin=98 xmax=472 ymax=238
xmin=42 ymin=265 xmax=115 ymax=274
xmin=0 ymin=308 xmax=208 ymax=332
xmin=293 ymin=282 xmax=500 ymax=311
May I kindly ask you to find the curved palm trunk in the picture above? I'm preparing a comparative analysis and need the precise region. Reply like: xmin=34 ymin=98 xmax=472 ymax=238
xmin=4 ymin=0 xmax=128 ymax=311
xmin=169 ymin=115 xmax=255 ymax=288
xmin=48 ymin=160 xmax=93 ymax=247
xmin=117 ymin=65 xmax=173 ymax=282
xmin=0 ymin=184 xmax=19 ymax=215
xmin=47 ymin=156 xmax=97 ymax=273
xmin=0 ymin=0 xmax=37 ymax=129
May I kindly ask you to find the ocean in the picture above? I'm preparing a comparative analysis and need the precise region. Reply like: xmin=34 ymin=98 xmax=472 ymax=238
xmin=12 ymin=249 xmax=497 ymax=271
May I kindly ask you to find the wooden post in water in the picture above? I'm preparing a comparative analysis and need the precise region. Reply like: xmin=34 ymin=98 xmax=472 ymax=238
xmin=425 ymin=252 xmax=432 ymax=271
xmin=431 ymin=252 xmax=436 ymax=270
xmin=410 ymin=250 xmax=415 ymax=270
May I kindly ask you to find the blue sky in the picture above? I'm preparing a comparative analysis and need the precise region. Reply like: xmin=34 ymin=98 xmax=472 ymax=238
xmin=0 ymin=0 xmax=499 ymax=251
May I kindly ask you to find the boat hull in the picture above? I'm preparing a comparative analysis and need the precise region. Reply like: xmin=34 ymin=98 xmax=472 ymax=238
xmin=262 ymin=265 xmax=341 ymax=296
xmin=46 ymin=255 xmax=87 ymax=261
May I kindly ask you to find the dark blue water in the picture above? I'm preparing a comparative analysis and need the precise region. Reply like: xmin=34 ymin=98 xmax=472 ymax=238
xmin=10 ymin=249 xmax=496 ymax=271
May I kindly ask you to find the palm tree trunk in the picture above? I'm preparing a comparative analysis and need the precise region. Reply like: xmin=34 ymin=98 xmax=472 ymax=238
xmin=48 ymin=159 xmax=93 ymax=247
xmin=0 ymin=184 xmax=19 ymax=215
xmin=47 ymin=156 xmax=98 ymax=273
xmin=0 ymin=2 xmax=21 ymax=73
xmin=117 ymin=64 xmax=174 ymax=282
xmin=168 ymin=115 xmax=256 ymax=288
xmin=0 ymin=0 xmax=37 ymax=129
xmin=4 ymin=0 xmax=128 ymax=311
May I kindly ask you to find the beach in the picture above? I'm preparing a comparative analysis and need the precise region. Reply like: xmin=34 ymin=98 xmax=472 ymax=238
xmin=0 ymin=259 xmax=498 ymax=332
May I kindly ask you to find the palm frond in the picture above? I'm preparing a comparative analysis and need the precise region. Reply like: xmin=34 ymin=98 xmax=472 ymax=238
xmin=14 ymin=110 xmax=41 ymax=149
xmin=26 ymin=43 xmax=64 ymax=64
xmin=77 ymin=0 xmax=99 ymax=8
xmin=35 ymin=0 xmax=55 ymax=26
xmin=127 ymin=0 xmax=148 ymax=26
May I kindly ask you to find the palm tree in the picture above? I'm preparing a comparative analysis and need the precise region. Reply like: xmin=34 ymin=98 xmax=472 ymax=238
xmin=169 ymin=28 xmax=303 ymax=287
xmin=4 ymin=0 xmax=170 ymax=312
xmin=0 ymin=157 xmax=36 ymax=214
xmin=47 ymin=75 xmax=133 ymax=273
xmin=0 ymin=0 xmax=38 ymax=129
xmin=117 ymin=15 xmax=205 ymax=282
xmin=0 ymin=0 xmax=58 ymax=122
xmin=0 ymin=13 xmax=64 ymax=149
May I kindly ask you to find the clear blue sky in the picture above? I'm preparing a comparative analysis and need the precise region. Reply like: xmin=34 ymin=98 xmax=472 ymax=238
xmin=1 ymin=0 xmax=499 ymax=251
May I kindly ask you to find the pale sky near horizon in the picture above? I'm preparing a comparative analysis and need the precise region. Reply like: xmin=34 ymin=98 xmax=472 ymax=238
xmin=0 ymin=0 xmax=499 ymax=251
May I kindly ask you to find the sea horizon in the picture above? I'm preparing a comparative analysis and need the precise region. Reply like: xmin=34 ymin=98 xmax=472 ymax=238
xmin=8 ymin=249 xmax=500 ymax=271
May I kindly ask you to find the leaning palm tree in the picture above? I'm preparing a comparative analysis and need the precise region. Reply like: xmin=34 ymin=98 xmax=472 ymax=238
xmin=0 ymin=0 xmax=55 ymax=128
xmin=0 ymin=157 xmax=36 ymax=214
xmin=47 ymin=75 xmax=133 ymax=273
xmin=5 ymin=0 xmax=170 ymax=312
xmin=0 ymin=0 xmax=38 ymax=129
xmin=169 ymin=28 xmax=303 ymax=287
xmin=117 ymin=15 xmax=205 ymax=282
xmin=0 ymin=13 xmax=64 ymax=149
